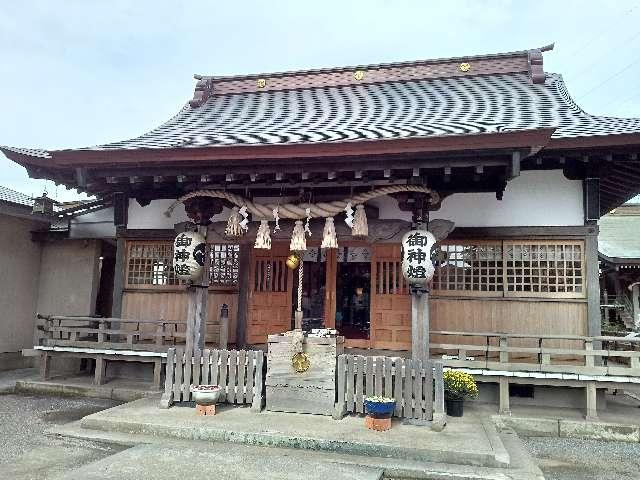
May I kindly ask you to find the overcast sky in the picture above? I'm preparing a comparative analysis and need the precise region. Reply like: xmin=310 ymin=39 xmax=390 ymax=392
xmin=1 ymin=0 xmax=640 ymax=201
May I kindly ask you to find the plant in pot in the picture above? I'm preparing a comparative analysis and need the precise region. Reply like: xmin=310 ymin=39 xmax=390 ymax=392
xmin=363 ymin=396 xmax=396 ymax=431
xmin=443 ymin=370 xmax=478 ymax=417
xmin=191 ymin=385 xmax=223 ymax=416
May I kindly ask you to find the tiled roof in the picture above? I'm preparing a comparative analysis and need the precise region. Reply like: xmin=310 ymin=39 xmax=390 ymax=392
xmin=0 ymin=185 xmax=33 ymax=207
xmin=599 ymin=205 xmax=640 ymax=261
xmin=74 ymin=73 xmax=640 ymax=151
xmin=2 ymin=47 xmax=639 ymax=157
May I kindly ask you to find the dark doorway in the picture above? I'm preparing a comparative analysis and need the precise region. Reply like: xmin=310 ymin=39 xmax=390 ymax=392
xmin=293 ymin=248 xmax=326 ymax=330
xmin=95 ymin=240 xmax=116 ymax=318
xmin=335 ymin=248 xmax=371 ymax=340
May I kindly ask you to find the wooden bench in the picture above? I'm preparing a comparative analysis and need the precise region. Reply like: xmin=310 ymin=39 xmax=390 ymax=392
xmin=34 ymin=314 xmax=230 ymax=388
xmin=430 ymin=330 xmax=640 ymax=420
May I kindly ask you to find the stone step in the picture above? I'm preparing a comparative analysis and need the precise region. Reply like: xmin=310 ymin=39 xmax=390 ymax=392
xmin=48 ymin=423 xmax=522 ymax=480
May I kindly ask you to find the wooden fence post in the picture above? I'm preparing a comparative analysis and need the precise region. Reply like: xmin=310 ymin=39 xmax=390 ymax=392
xmin=219 ymin=304 xmax=229 ymax=350
xmin=432 ymin=361 xmax=446 ymax=431
xmin=160 ymin=347 xmax=176 ymax=409
xmin=333 ymin=354 xmax=347 ymax=419
xmin=251 ymin=351 xmax=265 ymax=412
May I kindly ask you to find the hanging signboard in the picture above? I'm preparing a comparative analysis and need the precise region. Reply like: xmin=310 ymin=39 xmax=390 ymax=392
xmin=173 ymin=231 xmax=206 ymax=280
xmin=401 ymin=230 xmax=437 ymax=286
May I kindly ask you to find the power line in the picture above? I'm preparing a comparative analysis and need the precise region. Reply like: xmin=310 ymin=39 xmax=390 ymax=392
xmin=567 ymin=27 xmax=640 ymax=82
xmin=608 ymin=89 xmax=640 ymax=113
xmin=561 ymin=2 xmax=640 ymax=60
xmin=576 ymin=54 xmax=640 ymax=100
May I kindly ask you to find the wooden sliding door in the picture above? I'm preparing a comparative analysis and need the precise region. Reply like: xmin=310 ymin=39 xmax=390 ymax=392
xmin=370 ymin=244 xmax=411 ymax=350
xmin=247 ymin=242 xmax=293 ymax=344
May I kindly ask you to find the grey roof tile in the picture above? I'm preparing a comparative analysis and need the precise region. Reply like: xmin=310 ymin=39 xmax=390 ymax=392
xmin=74 ymin=72 xmax=640 ymax=151
xmin=0 ymin=185 xmax=33 ymax=207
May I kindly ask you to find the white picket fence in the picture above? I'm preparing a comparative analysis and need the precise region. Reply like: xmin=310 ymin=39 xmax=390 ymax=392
xmin=334 ymin=355 xmax=445 ymax=421
xmin=160 ymin=347 xmax=264 ymax=410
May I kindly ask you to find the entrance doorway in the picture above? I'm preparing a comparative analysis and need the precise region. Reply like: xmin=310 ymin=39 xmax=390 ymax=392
xmin=293 ymin=245 xmax=372 ymax=345
xmin=335 ymin=248 xmax=371 ymax=341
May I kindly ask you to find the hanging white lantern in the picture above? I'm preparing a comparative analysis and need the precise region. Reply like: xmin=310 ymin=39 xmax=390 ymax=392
xmin=173 ymin=231 xmax=206 ymax=280
xmin=401 ymin=230 xmax=437 ymax=286
xmin=290 ymin=220 xmax=307 ymax=252
xmin=254 ymin=220 xmax=272 ymax=249
xmin=224 ymin=207 xmax=244 ymax=238
xmin=321 ymin=217 xmax=338 ymax=249
xmin=351 ymin=204 xmax=368 ymax=237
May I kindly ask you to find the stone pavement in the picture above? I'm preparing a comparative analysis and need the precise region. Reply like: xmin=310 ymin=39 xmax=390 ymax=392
xmin=486 ymin=393 xmax=640 ymax=443
xmin=78 ymin=396 xmax=509 ymax=468
xmin=51 ymin=420 xmax=543 ymax=480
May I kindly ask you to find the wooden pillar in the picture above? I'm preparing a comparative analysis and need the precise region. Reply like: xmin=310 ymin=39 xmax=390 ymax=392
xmin=94 ymin=355 xmax=106 ymax=385
xmin=40 ymin=352 xmax=51 ymax=380
xmin=585 ymin=227 xmax=601 ymax=337
xmin=499 ymin=377 xmax=511 ymax=415
xmin=631 ymin=284 xmax=640 ymax=329
xmin=235 ymin=244 xmax=250 ymax=349
xmin=185 ymin=224 xmax=209 ymax=353
xmin=183 ymin=196 xmax=223 ymax=354
xmin=111 ymin=236 xmax=125 ymax=318
xmin=585 ymin=381 xmax=598 ymax=420
xmin=411 ymin=288 xmax=429 ymax=363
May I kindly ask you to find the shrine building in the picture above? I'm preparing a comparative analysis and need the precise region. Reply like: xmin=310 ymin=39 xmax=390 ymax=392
xmin=3 ymin=44 xmax=640 ymax=361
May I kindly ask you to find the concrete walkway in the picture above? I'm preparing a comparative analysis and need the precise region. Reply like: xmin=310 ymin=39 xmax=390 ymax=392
xmin=481 ymin=393 xmax=640 ymax=443
xmin=13 ymin=374 xmax=160 ymax=402
xmin=79 ymin=397 xmax=510 ymax=468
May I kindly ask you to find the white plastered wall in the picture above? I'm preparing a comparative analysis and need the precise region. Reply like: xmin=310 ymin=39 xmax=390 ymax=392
xmin=371 ymin=170 xmax=584 ymax=227
xmin=127 ymin=170 xmax=583 ymax=230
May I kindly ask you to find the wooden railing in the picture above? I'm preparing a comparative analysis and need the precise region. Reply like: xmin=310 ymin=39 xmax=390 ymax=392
xmin=160 ymin=347 xmax=265 ymax=410
xmin=334 ymin=355 xmax=445 ymax=424
xmin=36 ymin=314 xmax=229 ymax=352
xmin=430 ymin=331 xmax=640 ymax=377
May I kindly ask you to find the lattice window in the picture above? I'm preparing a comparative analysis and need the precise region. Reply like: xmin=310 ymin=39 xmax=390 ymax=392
xmin=210 ymin=244 xmax=240 ymax=287
xmin=126 ymin=242 xmax=181 ymax=287
xmin=126 ymin=241 xmax=240 ymax=289
xmin=253 ymin=259 xmax=288 ymax=292
xmin=432 ymin=242 xmax=503 ymax=296
xmin=504 ymin=241 xmax=584 ymax=298
xmin=431 ymin=240 xmax=585 ymax=299
xmin=375 ymin=260 xmax=408 ymax=295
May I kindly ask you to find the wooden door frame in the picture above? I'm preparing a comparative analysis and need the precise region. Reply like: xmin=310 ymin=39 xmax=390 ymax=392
xmin=331 ymin=240 xmax=373 ymax=349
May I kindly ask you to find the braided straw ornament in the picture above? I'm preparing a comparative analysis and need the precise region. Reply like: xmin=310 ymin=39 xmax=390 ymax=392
xmin=164 ymin=185 xmax=439 ymax=220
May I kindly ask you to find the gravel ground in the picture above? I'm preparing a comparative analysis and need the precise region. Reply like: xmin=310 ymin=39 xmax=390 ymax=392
xmin=523 ymin=436 xmax=640 ymax=480
xmin=0 ymin=393 xmax=123 ymax=479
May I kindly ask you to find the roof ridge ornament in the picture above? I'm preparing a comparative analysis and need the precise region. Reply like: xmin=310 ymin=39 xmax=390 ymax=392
xmin=189 ymin=76 xmax=215 ymax=108
xmin=528 ymin=43 xmax=554 ymax=84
